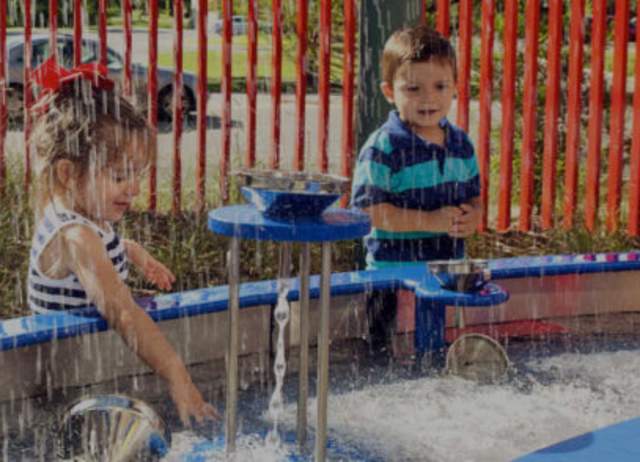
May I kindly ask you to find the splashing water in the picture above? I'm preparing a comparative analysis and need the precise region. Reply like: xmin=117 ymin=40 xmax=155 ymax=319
xmin=272 ymin=349 xmax=640 ymax=462
xmin=265 ymin=279 xmax=292 ymax=450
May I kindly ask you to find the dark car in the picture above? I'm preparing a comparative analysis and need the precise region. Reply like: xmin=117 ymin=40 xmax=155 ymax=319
xmin=5 ymin=33 xmax=197 ymax=122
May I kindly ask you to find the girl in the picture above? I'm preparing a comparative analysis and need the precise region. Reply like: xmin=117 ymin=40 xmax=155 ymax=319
xmin=27 ymin=59 xmax=219 ymax=426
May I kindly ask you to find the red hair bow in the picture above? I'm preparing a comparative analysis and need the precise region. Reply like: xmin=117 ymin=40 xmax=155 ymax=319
xmin=31 ymin=55 xmax=114 ymax=95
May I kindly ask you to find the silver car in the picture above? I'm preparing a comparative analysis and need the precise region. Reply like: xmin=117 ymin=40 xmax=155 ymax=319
xmin=4 ymin=33 xmax=198 ymax=122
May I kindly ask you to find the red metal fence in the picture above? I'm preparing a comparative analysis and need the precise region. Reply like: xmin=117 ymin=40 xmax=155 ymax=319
xmin=1 ymin=1 xmax=640 ymax=236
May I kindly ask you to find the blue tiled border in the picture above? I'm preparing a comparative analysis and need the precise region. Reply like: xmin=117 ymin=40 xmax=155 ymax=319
xmin=2 ymin=251 xmax=640 ymax=352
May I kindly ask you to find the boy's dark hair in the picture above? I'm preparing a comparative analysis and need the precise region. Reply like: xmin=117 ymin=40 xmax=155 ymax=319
xmin=381 ymin=25 xmax=457 ymax=84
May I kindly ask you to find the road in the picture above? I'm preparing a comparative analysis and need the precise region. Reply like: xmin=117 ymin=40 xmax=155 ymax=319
xmin=3 ymin=28 xmax=497 ymax=210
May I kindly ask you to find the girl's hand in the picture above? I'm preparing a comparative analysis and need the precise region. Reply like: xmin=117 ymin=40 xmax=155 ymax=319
xmin=142 ymin=255 xmax=176 ymax=291
xmin=169 ymin=376 xmax=222 ymax=427
xmin=450 ymin=202 xmax=481 ymax=238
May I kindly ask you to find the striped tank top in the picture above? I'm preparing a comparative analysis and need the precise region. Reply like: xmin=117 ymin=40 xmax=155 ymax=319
xmin=27 ymin=203 xmax=129 ymax=314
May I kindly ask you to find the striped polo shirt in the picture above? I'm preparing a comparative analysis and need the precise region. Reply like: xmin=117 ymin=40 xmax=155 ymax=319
xmin=351 ymin=111 xmax=480 ymax=269
xmin=27 ymin=203 xmax=129 ymax=314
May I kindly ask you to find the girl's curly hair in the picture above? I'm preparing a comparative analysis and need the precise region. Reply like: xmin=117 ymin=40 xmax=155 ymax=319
xmin=29 ymin=80 xmax=153 ymax=217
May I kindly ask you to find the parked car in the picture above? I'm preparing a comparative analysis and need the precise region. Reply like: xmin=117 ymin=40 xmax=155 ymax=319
xmin=212 ymin=16 xmax=272 ymax=35
xmin=213 ymin=16 xmax=248 ymax=35
xmin=4 ymin=34 xmax=197 ymax=122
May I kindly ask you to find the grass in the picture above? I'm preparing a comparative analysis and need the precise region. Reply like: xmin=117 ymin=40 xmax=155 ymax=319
xmin=108 ymin=9 xmax=175 ymax=29
xmin=2 ymin=160 xmax=640 ymax=320
xmin=156 ymin=36 xmax=298 ymax=85
xmin=604 ymin=45 xmax=637 ymax=77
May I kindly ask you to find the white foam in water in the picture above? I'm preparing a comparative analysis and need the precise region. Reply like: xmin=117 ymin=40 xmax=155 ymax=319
xmin=292 ymin=350 xmax=640 ymax=462
xmin=165 ymin=350 xmax=640 ymax=461
xmin=165 ymin=433 xmax=291 ymax=462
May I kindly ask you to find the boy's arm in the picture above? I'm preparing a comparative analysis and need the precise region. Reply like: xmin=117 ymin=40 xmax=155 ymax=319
xmin=352 ymin=138 xmax=464 ymax=234
xmin=362 ymin=203 xmax=464 ymax=233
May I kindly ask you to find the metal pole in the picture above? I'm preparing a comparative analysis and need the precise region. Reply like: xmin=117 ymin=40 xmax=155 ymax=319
xmin=225 ymin=237 xmax=240 ymax=454
xmin=297 ymin=242 xmax=311 ymax=447
xmin=278 ymin=242 xmax=292 ymax=279
xmin=315 ymin=242 xmax=332 ymax=461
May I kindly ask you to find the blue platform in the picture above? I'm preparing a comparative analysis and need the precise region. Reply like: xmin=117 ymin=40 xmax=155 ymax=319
xmin=208 ymin=205 xmax=371 ymax=242
xmin=515 ymin=417 xmax=640 ymax=462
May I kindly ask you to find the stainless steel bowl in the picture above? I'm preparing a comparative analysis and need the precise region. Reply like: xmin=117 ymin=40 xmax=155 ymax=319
xmin=427 ymin=258 xmax=491 ymax=292
xmin=57 ymin=395 xmax=170 ymax=462
xmin=445 ymin=333 xmax=510 ymax=383
xmin=234 ymin=169 xmax=350 ymax=195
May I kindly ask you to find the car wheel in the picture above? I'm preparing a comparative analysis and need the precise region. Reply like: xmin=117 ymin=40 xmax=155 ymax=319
xmin=157 ymin=85 xmax=196 ymax=122
xmin=6 ymin=84 xmax=24 ymax=124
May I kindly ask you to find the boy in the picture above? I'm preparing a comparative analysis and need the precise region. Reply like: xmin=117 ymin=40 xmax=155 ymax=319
xmin=351 ymin=25 xmax=481 ymax=353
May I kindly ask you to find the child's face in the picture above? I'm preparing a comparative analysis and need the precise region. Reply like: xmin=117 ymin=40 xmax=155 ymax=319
xmin=381 ymin=59 xmax=456 ymax=135
xmin=74 ymin=140 xmax=147 ymax=224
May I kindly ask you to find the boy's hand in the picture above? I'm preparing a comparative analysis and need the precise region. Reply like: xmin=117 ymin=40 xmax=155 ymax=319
xmin=142 ymin=255 xmax=176 ymax=291
xmin=432 ymin=206 xmax=465 ymax=233
xmin=449 ymin=202 xmax=481 ymax=238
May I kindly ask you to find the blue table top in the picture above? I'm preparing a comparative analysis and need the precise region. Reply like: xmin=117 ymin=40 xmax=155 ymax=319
xmin=4 ymin=251 xmax=640 ymax=351
xmin=515 ymin=417 xmax=640 ymax=462
xmin=208 ymin=205 xmax=371 ymax=242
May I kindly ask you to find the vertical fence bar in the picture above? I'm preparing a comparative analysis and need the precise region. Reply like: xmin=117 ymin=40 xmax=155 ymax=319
xmin=496 ymin=0 xmax=518 ymax=232
xmin=456 ymin=0 xmax=472 ymax=132
xmin=148 ymin=0 xmax=159 ymax=211
xmin=584 ymin=0 xmax=607 ymax=231
xmin=317 ymin=0 xmax=331 ymax=173
xmin=435 ymin=0 xmax=450 ymax=37
xmin=340 ymin=0 xmax=356 ymax=206
xmin=73 ymin=0 xmax=82 ymax=66
xmin=518 ymin=0 xmax=540 ymax=232
xmin=220 ymin=0 xmax=232 ymax=202
xmin=563 ymin=0 xmax=585 ymax=229
xmin=23 ymin=0 xmax=32 ymax=188
xmin=0 ymin=0 xmax=6 ymax=195
xmin=195 ymin=0 xmax=208 ymax=212
xmin=540 ymin=0 xmax=562 ymax=230
xmin=270 ymin=0 xmax=283 ymax=169
xmin=49 ymin=0 xmax=58 ymax=62
xmin=246 ymin=0 xmax=258 ymax=169
xmin=606 ymin=0 xmax=629 ymax=232
xmin=293 ymin=0 xmax=308 ymax=171
xmin=98 ymin=0 xmax=107 ymax=67
xmin=172 ymin=0 xmax=184 ymax=215
xmin=122 ymin=0 xmax=133 ymax=97
xmin=629 ymin=0 xmax=640 ymax=236
xmin=477 ymin=0 xmax=494 ymax=231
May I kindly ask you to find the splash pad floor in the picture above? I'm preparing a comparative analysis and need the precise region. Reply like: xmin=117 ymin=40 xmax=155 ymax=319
xmin=3 ymin=312 xmax=640 ymax=461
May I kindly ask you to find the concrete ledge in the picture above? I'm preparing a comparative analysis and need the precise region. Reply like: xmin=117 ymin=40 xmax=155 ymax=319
xmin=2 ymin=251 xmax=640 ymax=402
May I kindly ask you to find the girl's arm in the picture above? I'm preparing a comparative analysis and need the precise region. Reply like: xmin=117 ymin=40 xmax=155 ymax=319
xmin=123 ymin=239 xmax=175 ymax=291
xmin=62 ymin=225 xmax=219 ymax=425
xmin=363 ymin=202 xmax=464 ymax=233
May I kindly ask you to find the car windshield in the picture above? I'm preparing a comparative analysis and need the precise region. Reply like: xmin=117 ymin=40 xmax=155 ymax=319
xmin=27 ymin=37 xmax=121 ymax=70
